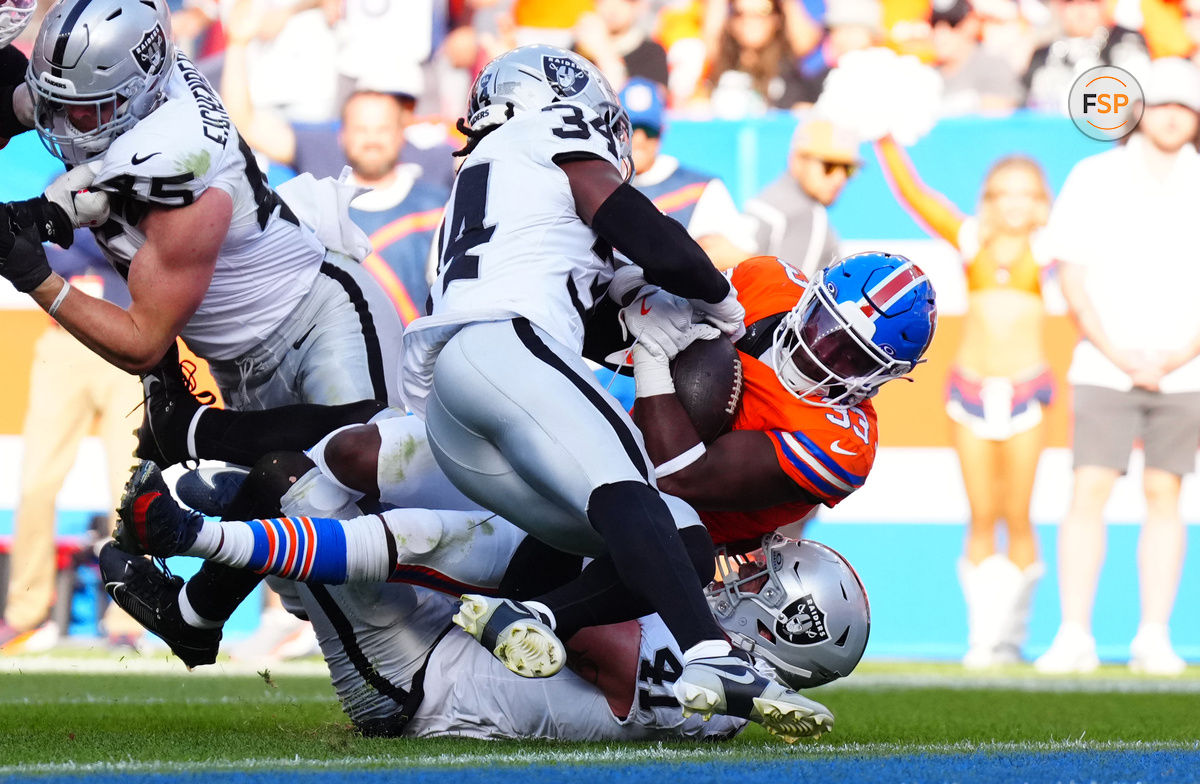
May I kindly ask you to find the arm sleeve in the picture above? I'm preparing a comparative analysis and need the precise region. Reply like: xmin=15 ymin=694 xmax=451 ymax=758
xmin=874 ymin=136 xmax=965 ymax=247
xmin=591 ymin=182 xmax=730 ymax=303
xmin=0 ymin=46 xmax=31 ymax=140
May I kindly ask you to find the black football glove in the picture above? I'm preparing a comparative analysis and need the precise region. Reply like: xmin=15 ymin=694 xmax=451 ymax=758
xmin=0 ymin=218 xmax=53 ymax=294
xmin=5 ymin=196 xmax=75 ymax=249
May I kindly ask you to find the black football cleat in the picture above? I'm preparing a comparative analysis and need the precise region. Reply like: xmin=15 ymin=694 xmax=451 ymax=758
xmin=98 ymin=542 xmax=220 ymax=669
xmin=673 ymin=649 xmax=834 ymax=743
xmin=135 ymin=343 xmax=214 ymax=468
xmin=115 ymin=460 xmax=204 ymax=557
xmin=174 ymin=464 xmax=250 ymax=518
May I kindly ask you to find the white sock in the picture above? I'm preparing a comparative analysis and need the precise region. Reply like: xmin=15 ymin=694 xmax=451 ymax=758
xmin=183 ymin=520 xmax=257 ymax=567
xmin=185 ymin=520 xmax=223 ymax=558
xmin=177 ymin=585 xmax=223 ymax=630
xmin=342 ymin=513 xmax=395 ymax=582
xmin=682 ymin=639 xmax=733 ymax=664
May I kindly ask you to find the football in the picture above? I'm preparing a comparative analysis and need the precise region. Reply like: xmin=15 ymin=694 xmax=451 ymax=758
xmin=670 ymin=337 xmax=744 ymax=443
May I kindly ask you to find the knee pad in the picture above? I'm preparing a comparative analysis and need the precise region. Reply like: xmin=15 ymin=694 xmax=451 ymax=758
xmin=281 ymin=466 xmax=362 ymax=519
xmin=307 ymin=425 xmax=373 ymax=502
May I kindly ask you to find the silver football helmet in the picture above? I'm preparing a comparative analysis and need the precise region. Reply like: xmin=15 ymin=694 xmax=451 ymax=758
xmin=707 ymin=534 xmax=870 ymax=688
xmin=0 ymin=0 xmax=36 ymax=48
xmin=465 ymin=44 xmax=632 ymax=176
xmin=26 ymin=0 xmax=175 ymax=163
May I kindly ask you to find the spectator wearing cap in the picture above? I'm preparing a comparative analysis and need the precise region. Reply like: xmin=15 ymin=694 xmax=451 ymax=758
xmin=572 ymin=0 xmax=669 ymax=90
xmin=1036 ymin=58 xmax=1200 ymax=677
xmin=743 ymin=117 xmax=860 ymax=277
xmin=930 ymin=0 xmax=1021 ymax=114
xmin=1022 ymin=0 xmax=1148 ymax=113
xmin=619 ymin=78 xmax=756 ymax=269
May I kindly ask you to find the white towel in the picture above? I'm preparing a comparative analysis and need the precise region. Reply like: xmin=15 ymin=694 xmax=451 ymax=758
xmin=276 ymin=167 xmax=372 ymax=262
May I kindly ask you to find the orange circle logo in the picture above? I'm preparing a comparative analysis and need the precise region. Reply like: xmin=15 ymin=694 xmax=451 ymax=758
xmin=1069 ymin=66 xmax=1144 ymax=141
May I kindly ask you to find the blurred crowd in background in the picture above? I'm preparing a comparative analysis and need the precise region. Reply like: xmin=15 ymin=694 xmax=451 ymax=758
xmin=7 ymin=0 xmax=1193 ymax=126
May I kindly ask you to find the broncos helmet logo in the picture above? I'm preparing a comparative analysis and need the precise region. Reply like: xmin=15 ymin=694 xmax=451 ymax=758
xmin=542 ymin=55 xmax=590 ymax=98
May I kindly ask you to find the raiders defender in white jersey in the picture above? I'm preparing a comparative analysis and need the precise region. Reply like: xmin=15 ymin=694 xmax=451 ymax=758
xmin=350 ymin=45 xmax=823 ymax=741
xmin=6 ymin=0 xmax=400 ymax=411
xmin=275 ymin=579 xmax=746 ymax=742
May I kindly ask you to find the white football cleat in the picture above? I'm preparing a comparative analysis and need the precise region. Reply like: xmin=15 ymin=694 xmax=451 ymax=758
xmin=673 ymin=653 xmax=834 ymax=742
xmin=453 ymin=594 xmax=564 ymax=678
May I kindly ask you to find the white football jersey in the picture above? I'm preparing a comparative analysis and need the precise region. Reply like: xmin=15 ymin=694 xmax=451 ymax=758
xmin=88 ymin=54 xmax=326 ymax=361
xmin=400 ymin=102 xmax=623 ymax=416
xmin=296 ymin=580 xmax=745 ymax=741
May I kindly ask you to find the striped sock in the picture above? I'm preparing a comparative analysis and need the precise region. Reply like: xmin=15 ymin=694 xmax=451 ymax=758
xmin=193 ymin=514 xmax=397 ymax=584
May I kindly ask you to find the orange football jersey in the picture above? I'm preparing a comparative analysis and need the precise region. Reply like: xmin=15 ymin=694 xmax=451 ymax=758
xmin=699 ymin=257 xmax=878 ymax=545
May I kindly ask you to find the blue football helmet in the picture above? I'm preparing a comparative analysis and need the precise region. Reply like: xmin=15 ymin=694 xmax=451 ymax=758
xmin=771 ymin=252 xmax=937 ymax=408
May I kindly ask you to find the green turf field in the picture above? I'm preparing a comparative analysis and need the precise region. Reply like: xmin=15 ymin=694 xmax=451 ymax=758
xmin=2 ymin=655 xmax=1198 ymax=778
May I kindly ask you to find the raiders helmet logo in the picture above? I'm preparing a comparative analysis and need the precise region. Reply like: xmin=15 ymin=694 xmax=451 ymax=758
xmin=542 ymin=55 xmax=590 ymax=98
xmin=131 ymin=25 xmax=167 ymax=75
xmin=776 ymin=594 xmax=829 ymax=646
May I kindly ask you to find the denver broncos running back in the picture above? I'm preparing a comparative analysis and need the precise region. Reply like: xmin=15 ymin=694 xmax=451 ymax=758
xmin=632 ymin=252 xmax=936 ymax=550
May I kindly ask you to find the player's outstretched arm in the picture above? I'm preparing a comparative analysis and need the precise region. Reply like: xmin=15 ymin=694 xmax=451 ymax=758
xmin=36 ymin=189 xmax=229 ymax=373
xmin=633 ymin=387 xmax=817 ymax=511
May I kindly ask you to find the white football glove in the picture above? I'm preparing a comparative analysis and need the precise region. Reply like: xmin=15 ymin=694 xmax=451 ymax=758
xmin=690 ymin=283 xmax=746 ymax=342
xmin=620 ymin=287 xmax=720 ymax=362
xmin=607 ymin=263 xmax=650 ymax=306
xmin=43 ymin=162 xmax=109 ymax=229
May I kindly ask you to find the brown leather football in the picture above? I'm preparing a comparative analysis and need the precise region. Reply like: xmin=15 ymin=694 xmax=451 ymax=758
xmin=670 ymin=337 xmax=744 ymax=443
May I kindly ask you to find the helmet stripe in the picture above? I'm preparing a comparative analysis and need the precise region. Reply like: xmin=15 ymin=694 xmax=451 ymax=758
xmin=858 ymin=264 xmax=926 ymax=320
xmin=50 ymin=0 xmax=101 ymax=78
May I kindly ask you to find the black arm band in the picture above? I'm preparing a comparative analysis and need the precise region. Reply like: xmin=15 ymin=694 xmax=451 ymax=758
xmin=0 ymin=46 xmax=31 ymax=140
xmin=591 ymin=182 xmax=731 ymax=304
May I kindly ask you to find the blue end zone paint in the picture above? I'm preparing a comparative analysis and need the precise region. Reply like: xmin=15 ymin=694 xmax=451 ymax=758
xmin=12 ymin=752 xmax=1200 ymax=784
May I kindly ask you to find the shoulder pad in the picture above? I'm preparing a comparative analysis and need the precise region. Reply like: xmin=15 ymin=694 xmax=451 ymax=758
xmin=503 ymin=101 xmax=624 ymax=170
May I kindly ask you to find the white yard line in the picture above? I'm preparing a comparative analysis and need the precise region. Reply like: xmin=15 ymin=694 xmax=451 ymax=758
xmin=0 ymin=655 xmax=329 ymax=677
xmin=1 ymin=739 xmax=1198 ymax=777
xmin=6 ymin=656 xmax=1199 ymax=693
xmin=824 ymin=672 xmax=1200 ymax=693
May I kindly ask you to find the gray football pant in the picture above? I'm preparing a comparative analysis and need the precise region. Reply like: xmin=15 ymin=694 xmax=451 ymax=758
xmin=424 ymin=318 xmax=702 ymax=557
xmin=208 ymin=251 xmax=404 ymax=410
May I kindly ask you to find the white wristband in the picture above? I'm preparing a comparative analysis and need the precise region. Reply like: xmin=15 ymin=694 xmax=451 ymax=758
xmin=47 ymin=282 xmax=71 ymax=318
xmin=632 ymin=345 xmax=675 ymax=398
xmin=654 ymin=442 xmax=706 ymax=478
